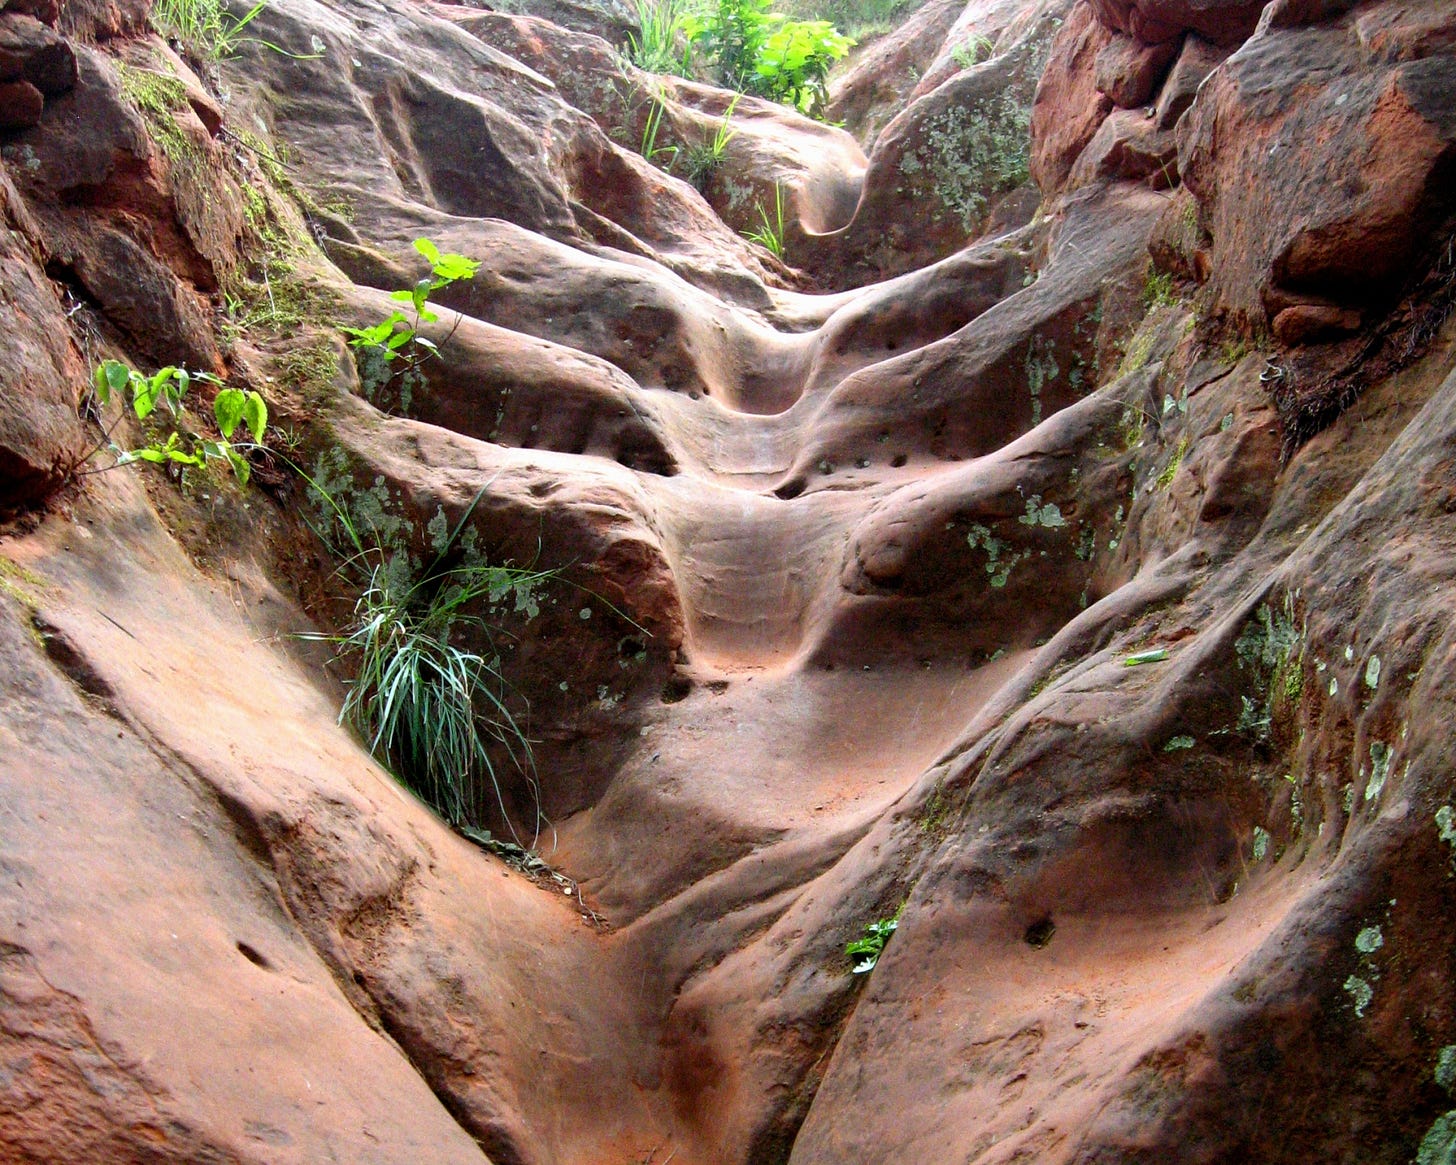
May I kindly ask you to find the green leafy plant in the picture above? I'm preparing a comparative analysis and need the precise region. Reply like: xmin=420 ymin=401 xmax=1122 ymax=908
xmin=846 ymin=909 xmax=900 ymax=973
xmin=681 ymin=94 xmax=740 ymax=188
xmin=683 ymin=0 xmax=853 ymax=117
xmin=753 ymin=17 xmax=853 ymax=113
xmin=88 ymin=360 xmax=267 ymax=484
xmin=302 ymin=479 xmax=554 ymax=840
xmin=950 ymin=32 xmax=993 ymax=69
xmin=743 ymin=182 xmax=787 ymax=257
xmin=342 ymin=238 xmax=480 ymax=415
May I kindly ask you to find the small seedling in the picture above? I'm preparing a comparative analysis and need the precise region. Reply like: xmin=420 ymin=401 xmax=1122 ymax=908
xmin=342 ymin=238 xmax=479 ymax=414
xmin=639 ymin=87 xmax=679 ymax=170
xmin=846 ymin=910 xmax=900 ymax=973
xmin=88 ymin=359 xmax=267 ymax=483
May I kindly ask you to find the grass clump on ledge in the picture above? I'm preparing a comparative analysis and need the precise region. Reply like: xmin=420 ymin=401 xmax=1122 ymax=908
xmin=305 ymin=478 xmax=555 ymax=843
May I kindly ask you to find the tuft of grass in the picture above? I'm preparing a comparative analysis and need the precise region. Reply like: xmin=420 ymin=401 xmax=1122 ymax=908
xmin=681 ymin=94 xmax=740 ymax=189
xmin=743 ymin=182 xmax=788 ymax=258
xmin=151 ymin=0 xmax=318 ymax=60
xmin=338 ymin=559 xmax=551 ymax=834
xmin=303 ymin=479 xmax=555 ymax=842
xmin=950 ymin=32 xmax=993 ymax=69
xmin=628 ymin=0 xmax=696 ymax=76
xmin=639 ymin=86 xmax=679 ymax=170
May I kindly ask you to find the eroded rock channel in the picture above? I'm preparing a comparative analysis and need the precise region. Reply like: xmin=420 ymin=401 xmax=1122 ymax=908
xmin=1 ymin=0 xmax=1455 ymax=1160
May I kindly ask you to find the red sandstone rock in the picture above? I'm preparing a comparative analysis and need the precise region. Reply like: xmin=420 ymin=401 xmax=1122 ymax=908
xmin=0 ymin=75 xmax=39 ymax=126
xmin=1180 ymin=2 xmax=1456 ymax=328
xmin=1152 ymin=31 xmax=1225 ymax=128
xmin=1030 ymin=1 xmax=1113 ymax=199
xmin=0 ymin=169 xmax=84 ymax=508
xmin=825 ymin=0 xmax=965 ymax=143
xmin=1088 ymin=0 xmax=1266 ymax=44
xmin=0 ymin=12 xmax=74 ymax=93
xmin=1095 ymin=30 xmax=1180 ymax=106
xmin=0 ymin=0 xmax=1454 ymax=1162
xmin=1272 ymin=301 xmax=1363 ymax=345
xmin=0 ymin=0 xmax=59 ymax=27
xmin=1067 ymin=105 xmax=1178 ymax=188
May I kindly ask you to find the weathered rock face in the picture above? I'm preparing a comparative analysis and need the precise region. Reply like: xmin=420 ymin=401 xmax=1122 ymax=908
xmin=1087 ymin=0 xmax=1263 ymax=43
xmin=1030 ymin=0 xmax=1113 ymax=196
xmin=3 ymin=0 xmax=1456 ymax=1162
xmin=1180 ymin=7 xmax=1456 ymax=331
xmin=801 ymin=0 xmax=1068 ymax=287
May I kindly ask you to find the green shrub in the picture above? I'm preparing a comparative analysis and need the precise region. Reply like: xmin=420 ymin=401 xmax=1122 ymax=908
xmin=683 ymin=0 xmax=853 ymax=117
xmin=150 ymin=0 xmax=311 ymax=60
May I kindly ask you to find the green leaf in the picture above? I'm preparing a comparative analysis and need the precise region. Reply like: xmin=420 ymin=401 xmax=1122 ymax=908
xmin=342 ymin=313 xmax=408 ymax=349
xmin=165 ymin=367 xmax=190 ymax=411
xmin=95 ymin=359 xmax=129 ymax=404
xmin=241 ymin=391 xmax=267 ymax=444
xmin=388 ymin=289 xmax=416 ymax=304
xmin=413 ymin=237 xmax=441 ymax=265
xmin=128 ymin=446 xmax=169 ymax=464
xmin=1123 ymin=648 xmax=1170 ymax=666
xmin=431 ymin=252 xmax=480 ymax=283
xmin=225 ymin=445 xmax=251 ymax=485
xmin=213 ymin=387 xmax=246 ymax=440
xmin=131 ymin=372 xmax=162 ymax=420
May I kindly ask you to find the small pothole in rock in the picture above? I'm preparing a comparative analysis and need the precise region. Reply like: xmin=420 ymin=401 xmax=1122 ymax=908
xmin=236 ymin=941 xmax=272 ymax=969
xmin=660 ymin=674 xmax=692 ymax=703
xmin=1024 ymin=916 xmax=1055 ymax=949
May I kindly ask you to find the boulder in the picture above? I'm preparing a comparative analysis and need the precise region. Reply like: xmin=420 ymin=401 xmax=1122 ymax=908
xmin=0 ymin=12 xmax=75 ymax=94
xmin=1095 ymin=30 xmax=1180 ymax=107
xmin=0 ymin=0 xmax=58 ymax=27
xmin=1180 ymin=3 xmax=1456 ymax=329
xmin=1030 ymin=0 xmax=1113 ymax=198
xmin=1087 ymin=0 xmax=1266 ymax=44
xmin=1067 ymin=105 xmax=1178 ymax=188
xmin=1151 ymin=32 xmax=1225 ymax=128
xmin=1271 ymin=301 xmax=1363 ymax=346
xmin=0 ymin=75 xmax=39 ymax=127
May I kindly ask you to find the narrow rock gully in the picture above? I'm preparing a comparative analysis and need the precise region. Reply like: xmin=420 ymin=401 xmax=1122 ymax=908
xmin=3 ymin=0 xmax=1456 ymax=1161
